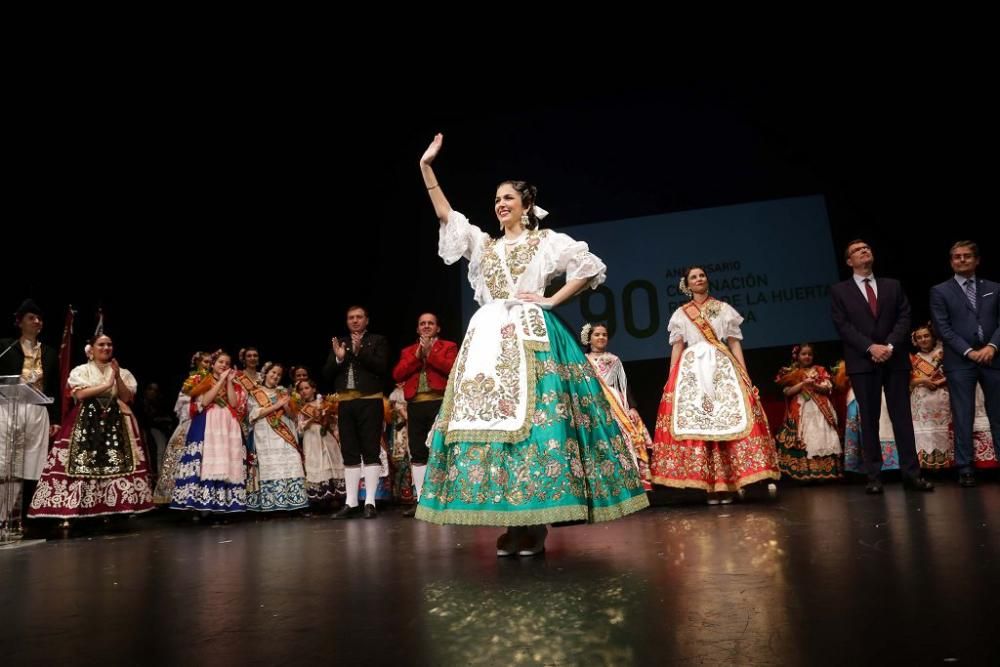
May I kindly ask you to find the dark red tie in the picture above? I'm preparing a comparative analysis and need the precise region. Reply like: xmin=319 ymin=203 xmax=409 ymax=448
xmin=863 ymin=278 xmax=877 ymax=316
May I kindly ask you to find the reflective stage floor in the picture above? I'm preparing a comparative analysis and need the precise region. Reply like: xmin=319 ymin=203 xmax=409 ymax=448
xmin=2 ymin=478 xmax=998 ymax=665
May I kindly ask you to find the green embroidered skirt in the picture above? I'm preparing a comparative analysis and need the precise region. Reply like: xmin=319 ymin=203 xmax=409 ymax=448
xmin=416 ymin=310 xmax=649 ymax=526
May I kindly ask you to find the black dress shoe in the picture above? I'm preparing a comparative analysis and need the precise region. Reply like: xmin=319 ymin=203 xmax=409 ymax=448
xmin=401 ymin=505 xmax=417 ymax=517
xmin=331 ymin=504 xmax=363 ymax=520
xmin=959 ymin=472 xmax=977 ymax=488
xmin=363 ymin=504 xmax=377 ymax=519
xmin=865 ymin=480 xmax=884 ymax=494
xmin=903 ymin=476 xmax=934 ymax=491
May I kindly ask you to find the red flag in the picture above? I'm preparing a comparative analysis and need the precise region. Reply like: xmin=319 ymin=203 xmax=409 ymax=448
xmin=59 ymin=305 xmax=75 ymax=423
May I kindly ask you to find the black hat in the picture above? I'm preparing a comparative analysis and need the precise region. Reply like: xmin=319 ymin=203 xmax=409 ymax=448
xmin=14 ymin=298 xmax=43 ymax=320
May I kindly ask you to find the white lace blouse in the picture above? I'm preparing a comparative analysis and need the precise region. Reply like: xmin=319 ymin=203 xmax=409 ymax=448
xmin=439 ymin=210 xmax=607 ymax=306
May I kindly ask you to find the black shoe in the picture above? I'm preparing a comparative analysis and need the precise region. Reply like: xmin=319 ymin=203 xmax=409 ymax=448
xmin=401 ymin=505 xmax=417 ymax=517
xmin=331 ymin=504 xmax=363 ymax=520
xmin=903 ymin=476 xmax=934 ymax=492
xmin=363 ymin=504 xmax=377 ymax=519
xmin=865 ymin=480 xmax=884 ymax=495
xmin=959 ymin=472 xmax=977 ymax=488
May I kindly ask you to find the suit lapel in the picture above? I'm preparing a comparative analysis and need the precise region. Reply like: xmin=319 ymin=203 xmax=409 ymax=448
xmin=845 ymin=280 xmax=876 ymax=319
xmin=871 ymin=278 xmax=888 ymax=319
xmin=949 ymin=278 xmax=977 ymax=314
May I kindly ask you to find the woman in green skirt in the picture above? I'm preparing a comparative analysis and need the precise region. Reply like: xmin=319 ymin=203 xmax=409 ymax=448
xmin=415 ymin=134 xmax=648 ymax=556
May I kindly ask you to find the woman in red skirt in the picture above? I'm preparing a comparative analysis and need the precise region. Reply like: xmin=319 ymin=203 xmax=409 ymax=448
xmin=649 ymin=266 xmax=779 ymax=504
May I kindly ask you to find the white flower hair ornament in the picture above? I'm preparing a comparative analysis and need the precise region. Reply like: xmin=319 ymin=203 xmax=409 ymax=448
xmin=678 ymin=276 xmax=693 ymax=297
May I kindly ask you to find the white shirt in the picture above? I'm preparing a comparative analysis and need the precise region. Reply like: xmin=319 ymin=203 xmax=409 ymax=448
xmin=953 ymin=274 xmax=977 ymax=291
xmin=852 ymin=274 xmax=890 ymax=353
xmin=953 ymin=274 xmax=992 ymax=355
xmin=667 ymin=300 xmax=744 ymax=346
xmin=852 ymin=273 xmax=877 ymax=304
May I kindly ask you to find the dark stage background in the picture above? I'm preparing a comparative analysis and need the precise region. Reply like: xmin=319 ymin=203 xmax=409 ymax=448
xmin=7 ymin=76 xmax=988 ymax=428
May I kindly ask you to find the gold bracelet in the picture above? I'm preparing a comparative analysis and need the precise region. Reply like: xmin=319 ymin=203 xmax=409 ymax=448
xmin=427 ymin=183 xmax=439 ymax=190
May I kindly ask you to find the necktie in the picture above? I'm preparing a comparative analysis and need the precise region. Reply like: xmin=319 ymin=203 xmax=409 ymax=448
xmin=863 ymin=278 xmax=877 ymax=316
xmin=965 ymin=279 xmax=984 ymax=342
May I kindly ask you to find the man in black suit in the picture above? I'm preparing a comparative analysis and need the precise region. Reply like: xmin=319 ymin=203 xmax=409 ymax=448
xmin=323 ymin=305 xmax=389 ymax=519
xmin=930 ymin=240 xmax=1000 ymax=487
xmin=830 ymin=240 xmax=933 ymax=493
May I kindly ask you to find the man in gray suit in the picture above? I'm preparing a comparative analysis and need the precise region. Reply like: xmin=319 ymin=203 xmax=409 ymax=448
xmin=930 ymin=240 xmax=1000 ymax=487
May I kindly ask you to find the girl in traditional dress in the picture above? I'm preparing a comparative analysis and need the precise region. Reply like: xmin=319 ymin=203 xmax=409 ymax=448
xmin=153 ymin=351 xmax=211 ymax=504
xmin=909 ymin=324 xmax=953 ymax=468
xmin=774 ymin=343 xmax=842 ymax=481
xmin=388 ymin=384 xmax=415 ymax=505
xmin=909 ymin=323 xmax=998 ymax=469
xmin=238 ymin=347 xmax=262 ymax=385
xmin=243 ymin=362 xmax=307 ymax=512
xmin=581 ymin=322 xmax=652 ymax=490
xmin=839 ymin=359 xmax=900 ymax=474
xmin=170 ymin=351 xmax=248 ymax=514
xmin=295 ymin=378 xmax=346 ymax=507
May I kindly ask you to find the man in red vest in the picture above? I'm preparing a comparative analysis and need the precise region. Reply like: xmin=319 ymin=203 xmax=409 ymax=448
xmin=392 ymin=313 xmax=457 ymax=516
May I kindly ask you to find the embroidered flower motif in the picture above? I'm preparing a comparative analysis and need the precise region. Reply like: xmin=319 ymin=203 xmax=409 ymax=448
xmin=701 ymin=299 xmax=722 ymax=320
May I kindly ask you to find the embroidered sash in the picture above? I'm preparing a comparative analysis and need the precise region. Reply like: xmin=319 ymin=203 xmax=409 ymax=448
xmin=237 ymin=374 xmax=299 ymax=452
xmin=587 ymin=357 xmax=650 ymax=465
xmin=776 ymin=366 xmax=837 ymax=428
xmin=682 ymin=301 xmax=754 ymax=388
xmin=910 ymin=353 xmax=943 ymax=382
xmin=669 ymin=301 xmax=756 ymax=440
